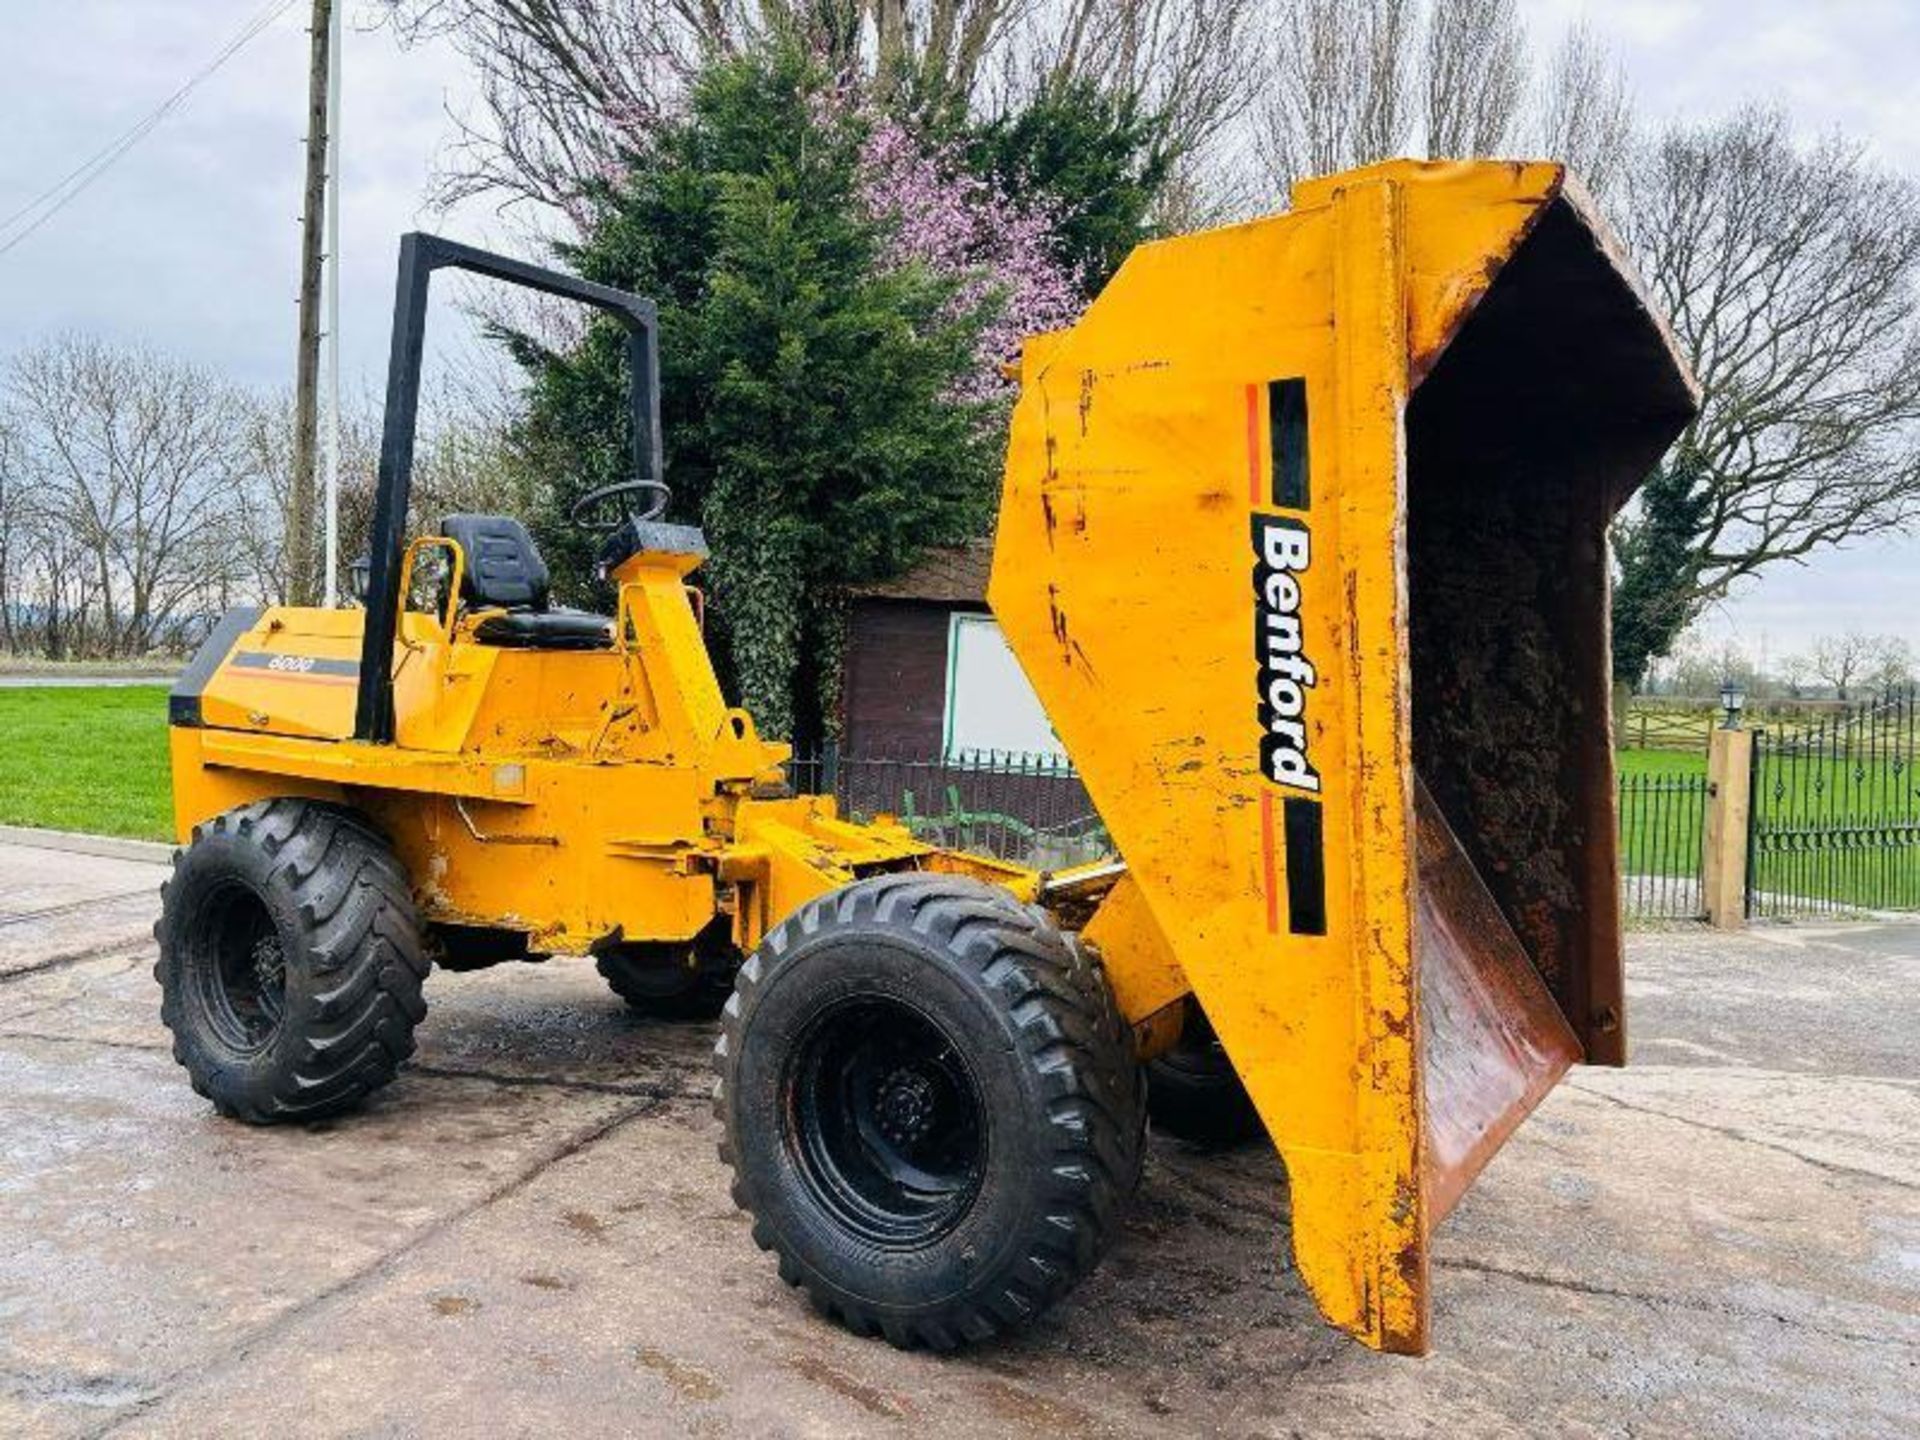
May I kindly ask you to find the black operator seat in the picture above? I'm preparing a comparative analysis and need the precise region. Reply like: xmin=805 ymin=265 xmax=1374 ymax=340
xmin=439 ymin=514 xmax=612 ymax=650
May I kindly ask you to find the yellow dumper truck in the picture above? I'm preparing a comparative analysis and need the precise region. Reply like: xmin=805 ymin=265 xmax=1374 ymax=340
xmin=159 ymin=159 xmax=1697 ymax=1354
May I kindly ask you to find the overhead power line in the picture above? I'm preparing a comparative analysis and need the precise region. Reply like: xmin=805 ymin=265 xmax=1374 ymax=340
xmin=0 ymin=0 xmax=300 ymax=259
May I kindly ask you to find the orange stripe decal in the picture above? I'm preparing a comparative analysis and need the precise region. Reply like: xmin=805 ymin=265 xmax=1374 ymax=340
xmin=234 ymin=670 xmax=356 ymax=685
xmin=1245 ymin=382 xmax=1263 ymax=504
xmin=1259 ymin=789 xmax=1281 ymax=933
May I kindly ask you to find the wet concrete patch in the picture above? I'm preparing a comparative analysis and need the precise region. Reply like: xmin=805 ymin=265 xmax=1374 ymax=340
xmin=0 ymin=978 xmax=660 ymax=1437
xmin=634 ymin=1346 xmax=723 ymax=1403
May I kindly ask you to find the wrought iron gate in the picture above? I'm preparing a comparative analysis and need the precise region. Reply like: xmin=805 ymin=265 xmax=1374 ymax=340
xmin=1617 ymin=771 xmax=1710 ymax=921
xmin=1747 ymin=686 xmax=1920 ymax=918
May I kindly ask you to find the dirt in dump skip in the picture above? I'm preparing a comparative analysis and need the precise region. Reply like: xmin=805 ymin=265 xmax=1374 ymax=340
xmin=1408 ymin=454 xmax=1586 ymax=990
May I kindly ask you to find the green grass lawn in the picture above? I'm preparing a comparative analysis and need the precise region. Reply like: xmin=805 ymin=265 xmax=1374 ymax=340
xmin=1615 ymin=746 xmax=1707 ymax=778
xmin=0 ymin=685 xmax=173 ymax=840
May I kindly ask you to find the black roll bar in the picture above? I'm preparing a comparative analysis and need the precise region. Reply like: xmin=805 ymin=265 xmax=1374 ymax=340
xmin=352 ymin=233 xmax=661 ymax=744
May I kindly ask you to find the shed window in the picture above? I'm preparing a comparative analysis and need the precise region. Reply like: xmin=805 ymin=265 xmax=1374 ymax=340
xmin=942 ymin=614 xmax=1065 ymax=763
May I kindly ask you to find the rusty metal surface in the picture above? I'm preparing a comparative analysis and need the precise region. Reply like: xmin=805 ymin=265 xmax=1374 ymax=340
xmin=1415 ymin=780 xmax=1581 ymax=1223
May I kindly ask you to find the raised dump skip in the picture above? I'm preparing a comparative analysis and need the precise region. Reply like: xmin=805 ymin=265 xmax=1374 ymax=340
xmin=1407 ymin=192 xmax=1699 ymax=1067
xmin=1405 ymin=187 xmax=1702 ymax=1223
xmin=991 ymin=160 xmax=1698 ymax=1353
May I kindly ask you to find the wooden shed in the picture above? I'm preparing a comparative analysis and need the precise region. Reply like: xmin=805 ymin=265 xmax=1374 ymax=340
xmin=838 ymin=540 xmax=1062 ymax=760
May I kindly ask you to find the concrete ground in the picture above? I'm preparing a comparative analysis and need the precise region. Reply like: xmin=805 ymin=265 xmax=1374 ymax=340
xmin=1 ymin=837 xmax=1915 ymax=1439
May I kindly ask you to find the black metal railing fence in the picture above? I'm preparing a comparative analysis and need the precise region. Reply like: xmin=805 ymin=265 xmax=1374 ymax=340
xmin=1616 ymin=770 xmax=1710 ymax=921
xmin=793 ymin=747 xmax=1721 ymax=919
xmin=1748 ymin=686 xmax=1920 ymax=918
xmin=787 ymin=746 xmax=1109 ymax=869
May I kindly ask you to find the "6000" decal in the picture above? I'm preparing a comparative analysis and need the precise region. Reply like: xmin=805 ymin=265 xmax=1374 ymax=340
xmin=230 ymin=650 xmax=359 ymax=679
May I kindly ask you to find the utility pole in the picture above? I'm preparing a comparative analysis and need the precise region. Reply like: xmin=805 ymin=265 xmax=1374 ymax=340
xmin=289 ymin=0 xmax=334 ymax=608
xmin=321 ymin=0 xmax=342 ymax=608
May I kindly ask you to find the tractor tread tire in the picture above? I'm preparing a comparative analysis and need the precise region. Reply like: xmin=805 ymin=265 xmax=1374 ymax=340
xmin=155 ymin=799 xmax=427 ymax=1125
xmin=714 ymin=872 xmax=1144 ymax=1351
xmin=596 ymin=949 xmax=731 ymax=1021
xmin=1146 ymin=1018 xmax=1265 ymax=1148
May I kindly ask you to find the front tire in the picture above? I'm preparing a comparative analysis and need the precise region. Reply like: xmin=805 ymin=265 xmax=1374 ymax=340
xmin=155 ymin=799 xmax=428 ymax=1124
xmin=715 ymin=873 xmax=1144 ymax=1349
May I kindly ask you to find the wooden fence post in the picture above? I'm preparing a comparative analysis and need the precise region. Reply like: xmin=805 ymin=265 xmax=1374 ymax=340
xmin=1702 ymin=726 xmax=1754 ymax=928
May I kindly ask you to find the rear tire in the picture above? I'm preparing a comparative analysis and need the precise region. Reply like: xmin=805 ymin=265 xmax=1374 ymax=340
xmin=715 ymin=873 xmax=1144 ymax=1349
xmin=155 ymin=799 xmax=428 ymax=1124
xmin=597 ymin=942 xmax=732 ymax=1020
xmin=1145 ymin=1007 xmax=1265 ymax=1147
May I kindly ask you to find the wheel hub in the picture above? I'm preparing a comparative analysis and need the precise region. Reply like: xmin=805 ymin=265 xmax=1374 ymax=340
xmin=251 ymin=932 xmax=285 ymax=995
xmin=875 ymin=1068 xmax=938 ymax=1145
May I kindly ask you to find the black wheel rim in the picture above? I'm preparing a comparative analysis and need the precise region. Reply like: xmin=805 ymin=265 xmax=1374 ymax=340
xmin=189 ymin=880 xmax=286 ymax=1054
xmin=784 ymin=996 xmax=986 ymax=1250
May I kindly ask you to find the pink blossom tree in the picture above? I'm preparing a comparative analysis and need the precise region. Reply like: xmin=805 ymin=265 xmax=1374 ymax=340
xmin=529 ymin=92 xmax=1083 ymax=401
xmin=855 ymin=113 xmax=1083 ymax=399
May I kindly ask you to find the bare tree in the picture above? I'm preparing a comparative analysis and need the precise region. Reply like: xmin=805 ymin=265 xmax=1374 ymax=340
xmin=1256 ymin=0 xmax=1417 ymax=191
xmin=4 ymin=470 xmax=109 ymax=660
xmin=1531 ymin=20 xmax=1633 ymax=198
xmin=1803 ymin=631 xmax=1880 ymax=701
xmin=1610 ymin=107 xmax=1920 ymax=683
xmin=0 ymin=423 xmax=20 ymax=653
xmin=1775 ymin=649 xmax=1813 ymax=700
xmin=225 ymin=392 xmax=303 ymax=609
xmin=1016 ymin=1 xmax=1259 ymax=163
xmin=1423 ymin=0 xmax=1526 ymax=160
xmin=2 ymin=338 xmax=248 ymax=657
xmin=0 ymin=335 xmax=529 ymax=659
xmin=1256 ymin=0 xmax=1536 ymax=197
xmin=386 ymin=0 xmax=723 ymax=214
xmin=1656 ymin=632 xmax=1762 ymax=700
xmin=387 ymin=0 xmax=1256 ymax=219
xmin=1867 ymin=635 xmax=1917 ymax=695
xmin=1790 ymin=632 xmax=1915 ymax=701
xmin=227 ymin=380 xmax=520 ymax=608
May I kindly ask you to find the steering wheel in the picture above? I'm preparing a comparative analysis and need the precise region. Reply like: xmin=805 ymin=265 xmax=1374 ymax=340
xmin=570 ymin=479 xmax=671 ymax=533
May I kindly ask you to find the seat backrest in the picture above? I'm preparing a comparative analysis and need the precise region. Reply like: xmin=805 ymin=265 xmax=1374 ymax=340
xmin=441 ymin=514 xmax=550 ymax=611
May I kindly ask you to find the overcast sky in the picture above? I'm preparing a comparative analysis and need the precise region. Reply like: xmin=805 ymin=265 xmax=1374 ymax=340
xmin=1 ymin=0 xmax=1915 ymax=660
